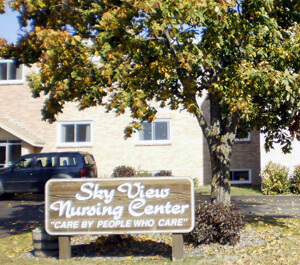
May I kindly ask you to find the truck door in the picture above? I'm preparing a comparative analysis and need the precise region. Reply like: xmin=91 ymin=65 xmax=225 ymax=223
xmin=4 ymin=156 xmax=36 ymax=192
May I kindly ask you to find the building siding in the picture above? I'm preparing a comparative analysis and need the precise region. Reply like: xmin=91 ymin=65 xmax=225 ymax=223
xmin=0 ymin=64 xmax=261 ymax=185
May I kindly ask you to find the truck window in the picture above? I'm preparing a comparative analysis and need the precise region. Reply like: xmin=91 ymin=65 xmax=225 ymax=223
xmin=59 ymin=156 xmax=77 ymax=167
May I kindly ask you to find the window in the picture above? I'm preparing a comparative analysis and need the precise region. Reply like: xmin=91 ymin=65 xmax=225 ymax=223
xmin=59 ymin=156 xmax=77 ymax=167
xmin=0 ymin=60 xmax=23 ymax=84
xmin=58 ymin=121 xmax=92 ymax=146
xmin=36 ymin=156 xmax=56 ymax=168
xmin=230 ymin=169 xmax=252 ymax=184
xmin=84 ymin=154 xmax=95 ymax=165
xmin=0 ymin=140 xmax=21 ymax=168
xmin=235 ymin=129 xmax=251 ymax=142
xmin=14 ymin=157 xmax=33 ymax=169
xmin=138 ymin=119 xmax=171 ymax=144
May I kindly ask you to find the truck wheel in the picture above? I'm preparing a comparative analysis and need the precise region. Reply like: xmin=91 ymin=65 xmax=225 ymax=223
xmin=52 ymin=174 xmax=72 ymax=179
xmin=0 ymin=193 xmax=15 ymax=200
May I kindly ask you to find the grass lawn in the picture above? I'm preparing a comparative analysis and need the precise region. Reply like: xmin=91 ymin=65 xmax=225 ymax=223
xmin=195 ymin=185 xmax=263 ymax=196
xmin=2 ymin=186 xmax=299 ymax=264
xmin=0 ymin=217 xmax=299 ymax=265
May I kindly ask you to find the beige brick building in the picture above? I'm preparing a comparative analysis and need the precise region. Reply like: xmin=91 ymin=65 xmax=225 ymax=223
xmin=0 ymin=60 xmax=262 ymax=185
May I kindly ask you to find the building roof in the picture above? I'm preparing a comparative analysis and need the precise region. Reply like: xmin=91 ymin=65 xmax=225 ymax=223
xmin=0 ymin=118 xmax=44 ymax=147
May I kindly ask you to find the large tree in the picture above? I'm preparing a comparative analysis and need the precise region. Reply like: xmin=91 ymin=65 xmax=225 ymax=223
xmin=1 ymin=0 xmax=299 ymax=203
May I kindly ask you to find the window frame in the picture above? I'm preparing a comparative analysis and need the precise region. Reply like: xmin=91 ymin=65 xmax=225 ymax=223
xmin=230 ymin=169 xmax=252 ymax=184
xmin=137 ymin=119 xmax=171 ymax=145
xmin=0 ymin=60 xmax=24 ymax=84
xmin=57 ymin=121 xmax=93 ymax=147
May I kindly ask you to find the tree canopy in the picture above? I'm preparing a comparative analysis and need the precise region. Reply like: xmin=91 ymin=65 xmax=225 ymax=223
xmin=1 ymin=0 xmax=300 ymax=202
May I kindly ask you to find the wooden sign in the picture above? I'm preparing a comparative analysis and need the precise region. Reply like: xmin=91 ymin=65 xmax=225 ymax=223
xmin=45 ymin=177 xmax=194 ymax=235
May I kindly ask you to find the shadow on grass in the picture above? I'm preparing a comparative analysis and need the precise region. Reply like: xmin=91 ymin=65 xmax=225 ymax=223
xmin=246 ymin=217 xmax=289 ymax=228
xmin=71 ymin=235 xmax=172 ymax=259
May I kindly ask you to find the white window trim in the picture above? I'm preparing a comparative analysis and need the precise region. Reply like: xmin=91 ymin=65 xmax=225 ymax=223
xmin=57 ymin=121 xmax=93 ymax=147
xmin=0 ymin=60 xmax=24 ymax=84
xmin=235 ymin=132 xmax=251 ymax=142
xmin=136 ymin=119 xmax=172 ymax=145
xmin=230 ymin=169 xmax=252 ymax=184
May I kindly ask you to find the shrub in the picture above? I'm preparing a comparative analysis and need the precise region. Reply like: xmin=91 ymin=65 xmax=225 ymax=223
xmin=154 ymin=170 xmax=172 ymax=177
xmin=290 ymin=165 xmax=300 ymax=194
xmin=184 ymin=202 xmax=245 ymax=246
xmin=261 ymin=162 xmax=290 ymax=195
xmin=113 ymin=165 xmax=136 ymax=177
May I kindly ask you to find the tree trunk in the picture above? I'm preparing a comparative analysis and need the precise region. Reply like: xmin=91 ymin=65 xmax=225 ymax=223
xmin=207 ymin=105 xmax=238 ymax=203
xmin=209 ymin=140 xmax=232 ymax=204
xmin=193 ymin=95 xmax=239 ymax=204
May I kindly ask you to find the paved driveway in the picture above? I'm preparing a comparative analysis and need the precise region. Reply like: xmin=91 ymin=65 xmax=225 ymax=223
xmin=0 ymin=194 xmax=299 ymax=239
xmin=0 ymin=195 xmax=44 ymax=238
xmin=196 ymin=195 xmax=300 ymax=218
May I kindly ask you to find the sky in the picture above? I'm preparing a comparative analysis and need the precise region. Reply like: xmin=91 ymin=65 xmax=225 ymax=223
xmin=0 ymin=4 xmax=20 ymax=43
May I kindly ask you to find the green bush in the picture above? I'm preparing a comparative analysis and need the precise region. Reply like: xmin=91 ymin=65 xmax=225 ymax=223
xmin=154 ymin=170 xmax=172 ymax=176
xmin=261 ymin=162 xmax=290 ymax=195
xmin=290 ymin=165 xmax=300 ymax=194
xmin=113 ymin=165 xmax=136 ymax=177
xmin=184 ymin=202 xmax=245 ymax=246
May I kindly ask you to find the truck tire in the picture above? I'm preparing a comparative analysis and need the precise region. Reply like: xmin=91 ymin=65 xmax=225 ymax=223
xmin=52 ymin=174 xmax=73 ymax=179
xmin=0 ymin=183 xmax=14 ymax=200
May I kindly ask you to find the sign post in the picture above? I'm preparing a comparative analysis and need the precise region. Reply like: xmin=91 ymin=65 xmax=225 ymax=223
xmin=172 ymin=233 xmax=184 ymax=261
xmin=58 ymin=236 xmax=71 ymax=259
xmin=45 ymin=177 xmax=194 ymax=260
